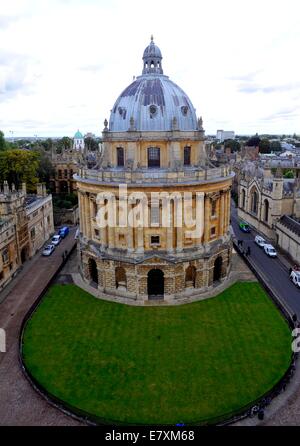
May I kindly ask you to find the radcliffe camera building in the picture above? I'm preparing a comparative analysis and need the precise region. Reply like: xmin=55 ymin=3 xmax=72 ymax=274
xmin=75 ymin=37 xmax=234 ymax=301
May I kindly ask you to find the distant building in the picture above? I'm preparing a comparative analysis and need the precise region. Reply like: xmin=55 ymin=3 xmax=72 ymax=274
xmin=216 ymin=130 xmax=235 ymax=142
xmin=237 ymin=161 xmax=300 ymax=240
xmin=73 ymin=130 xmax=85 ymax=151
xmin=0 ymin=182 xmax=54 ymax=291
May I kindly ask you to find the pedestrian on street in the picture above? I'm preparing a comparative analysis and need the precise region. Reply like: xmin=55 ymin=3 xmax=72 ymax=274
xmin=246 ymin=246 xmax=251 ymax=256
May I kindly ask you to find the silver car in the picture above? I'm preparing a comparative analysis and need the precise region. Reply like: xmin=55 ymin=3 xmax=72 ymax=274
xmin=42 ymin=244 xmax=55 ymax=256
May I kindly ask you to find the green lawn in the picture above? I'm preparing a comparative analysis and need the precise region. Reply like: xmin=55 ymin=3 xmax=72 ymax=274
xmin=22 ymin=282 xmax=292 ymax=425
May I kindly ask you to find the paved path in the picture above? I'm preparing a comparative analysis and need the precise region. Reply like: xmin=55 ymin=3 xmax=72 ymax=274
xmin=0 ymin=228 xmax=83 ymax=426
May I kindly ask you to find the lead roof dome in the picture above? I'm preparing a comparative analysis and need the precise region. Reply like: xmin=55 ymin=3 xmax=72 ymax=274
xmin=108 ymin=37 xmax=199 ymax=133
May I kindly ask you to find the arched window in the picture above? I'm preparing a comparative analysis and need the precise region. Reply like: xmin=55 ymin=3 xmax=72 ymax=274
xmin=117 ymin=147 xmax=124 ymax=167
xmin=241 ymin=189 xmax=245 ymax=208
xmin=250 ymin=187 xmax=258 ymax=214
xmin=185 ymin=265 xmax=196 ymax=288
xmin=115 ymin=267 xmax=126 ymax=289
xmin=264 ymin=199 xmax=269 ymax=222
xmin=184 ymin=146 xmax=191 ymax=165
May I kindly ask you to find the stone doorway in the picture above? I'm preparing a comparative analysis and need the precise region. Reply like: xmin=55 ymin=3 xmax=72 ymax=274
xmin=213 ymin=256 xmax=223 ymax=282
xmin=147 ymin=269 xmax=164 ymax=299
xmin=89 ymin=258 xmax=98 ymax=286
xmin=21 ymin=246 xmax=28 ymax=264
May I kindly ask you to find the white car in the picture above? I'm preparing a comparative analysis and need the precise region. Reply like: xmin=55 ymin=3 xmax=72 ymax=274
xmin=290 ymin=270 xmax=300 ymax=288
xmin=264 ymin=244 xmax=277 ymax=257
xmin=42 ymin=244 xmax=55 ymax=256
xmin=51 ymin=234 xmax=62 ymax=246
xmin=255 ymin=235 xmax=267 ymax=248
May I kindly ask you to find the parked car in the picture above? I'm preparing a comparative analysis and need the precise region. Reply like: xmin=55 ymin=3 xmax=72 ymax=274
xmin=255 ymin=235 xmax=267 ymax=248
xmin=239 ymin=221 xmax=251 ymax=233
xmin=290 ymin=270 xmax=300 ymax=288
xmin=58 ymin=226 xmax=69 ymax=238
xmin=51 ymin=234 xmax=61 ymax=246
xmin=42 ymin=244 xmax=55 ymax=256
xmin=263 ymin=244 xmax=277 ymax=257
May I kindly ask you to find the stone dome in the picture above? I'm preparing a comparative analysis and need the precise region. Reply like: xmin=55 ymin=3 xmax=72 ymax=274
xmin=108 ymin=38 xmax=199 ymax=133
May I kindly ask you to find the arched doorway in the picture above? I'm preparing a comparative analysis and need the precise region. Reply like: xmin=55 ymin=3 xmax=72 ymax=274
xmin=213 ymin=256 xmax=223 ymax=282
xmin=185 ymin=265 xmax=196 ymax=288
xmin=147 ymin=269 xmax=164 ymax=299
xmin=115 ymin=266 xmax=127 ymax=289
xmin=21 ymin=247 xmax=28 ymax=264
xmin=89 ymin=258 xmax=98 ymax=285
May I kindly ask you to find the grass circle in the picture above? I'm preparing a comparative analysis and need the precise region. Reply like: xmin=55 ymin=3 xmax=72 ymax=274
xmin=22 ymin=282 xmax=292 ymax=424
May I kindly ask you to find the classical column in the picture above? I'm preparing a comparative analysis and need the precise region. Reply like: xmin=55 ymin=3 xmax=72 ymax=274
xmin=127 ymin=203 xmax=134 ymax=252
xmin=167 ymin=200 xmax=174 ymax=252
xmin=219 ymin=191 xmax=225 ymax=236
xmin=204 ymin=194 xmax=210 ymax=242
xmin=136 ymin=227 xmax=144 ymax=253
xmin=175 ymin=197 xmax=183 ymax=252
xmin=85 ymin=193 xmax=92 ymax=239
xmin=79 ymin=192 xmax=85 ymax=235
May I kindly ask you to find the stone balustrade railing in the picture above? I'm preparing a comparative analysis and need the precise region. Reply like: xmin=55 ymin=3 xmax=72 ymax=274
xmin=76 ymin=166 xmax=233 ymax=185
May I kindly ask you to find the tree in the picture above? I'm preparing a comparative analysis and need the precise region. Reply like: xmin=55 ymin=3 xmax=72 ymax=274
xmin=224 ymin=139 xmax=240 ymax=152
xmin=84 ymin=136 xmax=99 ymax=151
xmin=283 ymin=170 xmax=294 ymax=179
xmin=246 ymin=136 xmax=260 ymax=147
xmin=0 ymin=131 xmax=6 ymax=151
xmin=57 ymin=136 xmax=72 ymax=153
xmin=33 ymin=148 xmax=55 ymax=188
xmin=259 ymin=139 xmax=271 ymax=154
xmin=0 ymin=149 xmax=39 ymax=192
xmin=270 ymin=140 xmax=281 ymax=152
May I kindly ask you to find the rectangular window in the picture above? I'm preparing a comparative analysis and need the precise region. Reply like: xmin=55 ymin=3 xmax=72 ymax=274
xmin=117 ymin=147 xmax=125 ymax=167
xmin=64 ymin=169 xmax=68 ymax=178
xmin=211 ymin=200 xmax=217 ymax=217
xmin=150 ymin=201 xmax=160 ymax=226
xmin=184 ymin=146 xmax=191 ymax=166
xmin=148 ymin=147 xmax=160 ymax=168
xmin=210 ymin=227 xmax=216 ymax=237
xmin=58 ymin=170 xmax=62 ymax=178
xmin=150 ymin=235 xmax=160 ymax=245
xmin=2 ymin=249 xmax=9 ymax=264
xmin=94 ymin=229 xmax=99 ymax=238
xmin=31 ymin=228 xmax=35 ymax=239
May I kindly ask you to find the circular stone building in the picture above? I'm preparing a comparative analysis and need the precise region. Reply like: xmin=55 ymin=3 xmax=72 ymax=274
xmin=75 ymin=37 xmax=234 ymax=302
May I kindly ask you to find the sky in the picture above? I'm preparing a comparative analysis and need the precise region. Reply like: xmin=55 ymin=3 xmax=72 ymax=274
xmin=0 ymin=0 xmax=300 ymax=137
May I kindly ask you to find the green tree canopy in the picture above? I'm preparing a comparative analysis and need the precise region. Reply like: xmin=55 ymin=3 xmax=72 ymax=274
xmin=270 ymin=140 xmax=282 ymax=151
xmin=57 ymin=136 xmax=72 ymax=153
xmin=259 ymin=139 xmax=271 ymax=153
xmin=33 ymin=148 xmax=55 ymax=188
xmin=84 ymin=136 xmax=99 ymax=151
xmin=0 ymin=131 xmax=6 ymax=151
xmin=0 ymin=149 xmax=39 ymax=192
xmin=224 ymin=139 xmax=240 ymax=152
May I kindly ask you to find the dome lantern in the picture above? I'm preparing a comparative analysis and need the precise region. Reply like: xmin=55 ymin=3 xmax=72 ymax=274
xmin=142 ymin=35 xmax=163 ymax=75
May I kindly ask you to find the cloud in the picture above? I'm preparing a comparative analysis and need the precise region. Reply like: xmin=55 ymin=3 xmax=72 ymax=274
xmin=261 ymin=106 xmax=300 ymax=121
xmin=237 ymin=81 xmax=300 ymax=94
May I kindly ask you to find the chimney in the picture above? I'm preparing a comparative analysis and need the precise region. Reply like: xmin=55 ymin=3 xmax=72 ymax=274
xmin=42 ymin=184 xmax=47 ymax=197
xmin=22 ymin=182 xmax=27 ymax=195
